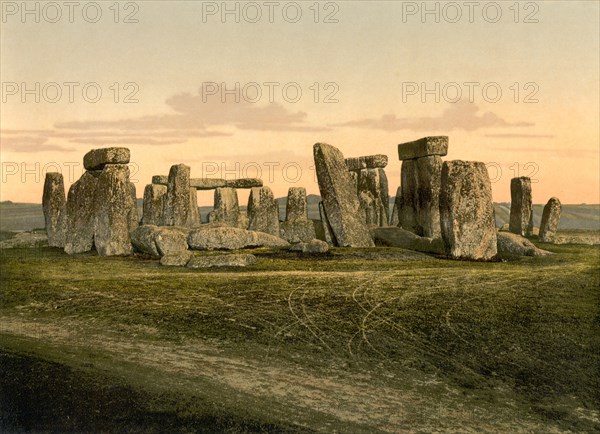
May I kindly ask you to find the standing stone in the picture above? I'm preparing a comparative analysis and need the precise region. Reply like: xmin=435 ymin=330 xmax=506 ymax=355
xmin=279 ymin=187 xmax=316 ymax=243
xmin=509 ymin=177 xmax=533 ymax=236
xmin=414 ymin=156 xmax=443 ymax=238
xmin=313 ymin=143 xmax=374 ymax=247
xmin=286 ymin=187 xmax=308 ymax=221
xmin=439 ymin=161 xmax=497 ymax=260
xmin=127 ymin=182 xmax=139 ymax=232
xmin=64 ymin=171 xmax=100 ymax=254
xmin=539 ymin=197 xmax=562 ymax=242
xmin=42 ymin=172 xmax=66 ymax=247
xmin=390 ymin=187 xmax=401 ymax=226
xmin=358 ymin=191 xmax=377 ymax=225
xmin=94 ymin=164 xmax=135 ymax=256
xmin=399 ymin=160 xmax=418 ymax=233
xmin=83 ymin=147 xmax=130 ymax=170
xmin=208 ymin=187 xmax=243 ymax=228
xmin=142 ymin=184 xmax=167 ymax=225
xmin=190 ymin=190 xmax=201 ymax=226
xmin=162 ymin=164 xmax=198 ymax=227
xmin=247 ymin=186 xmax=280 ymax=236
xmin=357 ymin=168 xmax=389 ymax=227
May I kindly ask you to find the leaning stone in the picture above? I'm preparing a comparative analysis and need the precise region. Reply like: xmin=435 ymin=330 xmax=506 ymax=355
xmin=539 ymin=197 xmax=562 ymax=243
xmin=509 ymin=177 xmax=533 ymax=236
xmin=160 ymin=251 xmax=193 ymax=267
xmin=64 ymin=170 xmax=100 ymax=254
xmin=389 ymin=187 xmax=401 ymax=226
xmin=440 ymin=161 xmax=497 ymax=261
xmin=142 ymin=184 xmax=167 ymax=225
xmin=318 ymin=201 xmax=336 ymax=246
xmin=94 ymin=164 xmax=135 ymax=256
xmin=345 ymin=154 xmax=388 ymax=171
xmin=398 ymin=136 xmax=448 ymax=160
xmin=186 ymin=254 xmax=257 ymax=268
xmin=285 ymin=187 xmax=309 ymax=222
xmin=497 ymin=232 xmax=552 ymax=260
xmin=162 ymin=164 xmax=199 ymax=227
xmin=247 ymin=186 xmax=280 ymax=236
xmin=188 ymin=227 xmax=289 ymax=250
xmin=280 ymin=220 xmax=317 ymax=243
xmin=42 ymin=172 xmax=66 ymax=247
xmin=83 ymin=147 xmax=130 ymax=170
xmin=313 ymin=143 xmax=374 ymax=247
xmin=289 ymin=239 xmax=329 ymax=253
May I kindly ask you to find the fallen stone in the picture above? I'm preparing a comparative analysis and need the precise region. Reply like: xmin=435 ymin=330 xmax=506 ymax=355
xmin=313 ymin=143 xmax=374 ymax=247
xmin=186 ymin=254 xmax=257 ymax=268
xmin=142 ymin=184 xmax=167 ymax=225
xmin=160 ymin=251 xmax=193 ymax=266
xmin=497 ymin=232 xmax=552 ymax=260
xmin=0 ymin=231 xmax=48 ymax=249
xmin=131 ymin=225 xmax=161 ymax=257
xmin=42 ymin=172 xmax=66 ymax=247
xmin=440 ymin=161 xmax=497 ymax=260
xmin=162 ymin=164 xmax=199 ymax=227
xmin=539 ymin=197 xmax=561 ymax=243
xmin=94 ymin=164 xmax=135 ymax=256
xmin=247 ymin=186 xmax=280 ymax=236
xmin=64 ymin=170 xmax=100 ymax=254
xmin=370 ymin=227 xmax=445 ymax=254
xmin=83 ymin=147 xmax=130 ymax=170
xmin=280 ymin=219 xmax=317 ymax=243
xmin=345 ymin=154 xmax=388 ymax=171
xmin=155 ymin=227 xmax=189 ymax=256
xmin=398 ymin=136 xmax=448 ymax=160
xmin=188 ymin=226 xmax=289 ymax=250
xmin=289 ymin=239 xmax=329 ymax=253
xmin=509 ymin=177 xmax=533 ymax=236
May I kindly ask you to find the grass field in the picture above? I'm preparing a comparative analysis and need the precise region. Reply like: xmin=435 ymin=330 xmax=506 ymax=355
xmin=1 ymin=243 xmax=599 ymax=433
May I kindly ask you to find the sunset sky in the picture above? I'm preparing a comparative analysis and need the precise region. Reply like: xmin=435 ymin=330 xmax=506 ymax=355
xmin=1 ymin=0 xmax=598 ymax=205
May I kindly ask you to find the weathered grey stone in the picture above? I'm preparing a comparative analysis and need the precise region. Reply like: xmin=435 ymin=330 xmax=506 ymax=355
xmin=398 ymin=136 xmax=448 ymax=160
xmin=188 ymin=227 xmax=289 ymax=250
xmin=131 ymin=225 xmax=161 ymax=257
xmin=160 ymin=251 xmax=193 ymax=266
xmin=289 ymin=239 xmax=329 ymax=253
xmin=539 ymin=197 xmax=562 ymax=243
xmin=313 ymin=143 xmax=374 ymax=247
xmin=83 ymin=147 xmax=130 ymax=170
xmin=345 ymin=154 xmax=388 ymax=171
xmin=155 ymin=227 xmax=189 ymax=256
xmin=247 ymin=186 xmax=280 ymax=236
xmin=285 ymin=187 xmax=308 ymax=222
xmin=162 ymin=164 xmax=199 ymax=227
xmin=398 ymin=160 xmax=418 ymax=232
xmin=497 ymin=232 xmax=552 ymax=260
xmin=190 ymin=178 xmax=263 ymax=190
xmin=152 ymin=175 xmax=168 ymax=185
xmin=127 ymin=182 xmax=139 ymax=232
xmin=509 ymin=177 xmax=533 ymax=236
xmin=208 ymin=187 xmax=243 ymax=228
xmin=280 ymin=220 xmax=317 ymax=243
xmin=370 ymin=227 xmax=445 ymax=254
xmin=142 ymin=184 xmax=167 ymax=225
xmin=0 ymin=231 xmax=48 ymax=249
xmin=359 ymin=191 xmax=377 ymax=226
xmin=357 ymin=168 xmax=389 ymax=227
xmin=187 ymin=254 xmax=257 ymax=268
xmin=64 ymin=170 xmax=100 ymax=254
xmin=389 ymin=187 xmax=401 ymax=226
xmin=94 ymin=164 xmax=135 ymax=256
xmin=42 ymin=172 xmax=66 ymax=247
xmin=318 ymin=201 xmax=335 ymax=246
xmin=414 ymin=156 xmax=443 ymax=238
xmin=190 ymin=190 xmax=201 ymax=226
xmin=440 ymin=161 xmax=497 ymax=260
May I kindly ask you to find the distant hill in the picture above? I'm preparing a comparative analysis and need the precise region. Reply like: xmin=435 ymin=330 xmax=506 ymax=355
xmin=1 ymin=199 xmax=598 ymax=232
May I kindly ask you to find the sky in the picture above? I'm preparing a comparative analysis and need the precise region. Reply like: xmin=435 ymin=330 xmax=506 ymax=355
xmin=1 ymin=0 xmax=599 ymax=205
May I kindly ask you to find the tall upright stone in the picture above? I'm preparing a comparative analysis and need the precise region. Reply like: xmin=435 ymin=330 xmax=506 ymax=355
xmin=319 ymin=201 xmax=335 ymax=246
xmin=247 ymin=186 xmax=280 ymax=236
xmin=390 ymin=187 xmax=402 ymax=226
xmin=357 ymin=168 xmax=389 ymax=227
xmin=142 ymin=184 xmax=167 ymax=225
xmin=64 ymin=170 xmax=100 ymax=254
xmin=94 ymin=164 xmax=136 ymax=256
xmin=162 ymin=164 xmax=199 ymax=227
xmin=539 ymin=197 xmax=562 ymax=243
xmin=398 ymin=136 xmax=447 ymax=238
xmin=42 ymin=172 xmax=66 ymax=247
xmin=313 ymin=143 xmax=374 ymax=247
xmin=280 ymin=187 xmax=316 ymax=243
xmin=439 ymin=160 xmax=497 ymax=260
xmin=208 ymin=187 xmax=243 ymax=228
xmin=127 ymin=182 xmax=139 ymax=232
xmin=509 ymin=177 xmax=533 ymax=236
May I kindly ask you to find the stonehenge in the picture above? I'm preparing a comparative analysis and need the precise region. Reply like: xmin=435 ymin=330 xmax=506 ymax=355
xmin=509 ymin=177 xmax=533 ymax=236
xmin=42 ymin=172 xmax=66 ymax=247
xmin=42 ymin=140 xmax=559 ymax=264
xmin=397 ymin=136 xmax=447 ymax=238
xmin=439 ymin=160 xmax=497 ymax=261
xmin=539 ymin=197 xmax=562 ymax=242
